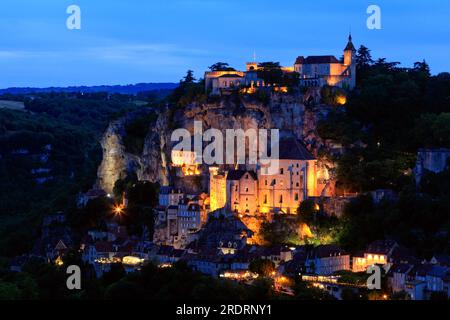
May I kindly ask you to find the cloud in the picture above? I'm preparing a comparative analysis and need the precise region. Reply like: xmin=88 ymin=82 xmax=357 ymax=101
xmin=0 ymin=42 xmax=209 ymax=66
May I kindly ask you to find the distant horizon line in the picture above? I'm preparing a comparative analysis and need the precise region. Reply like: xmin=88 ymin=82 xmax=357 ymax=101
xmin=0 ymin=82 xmax=180 ymax=90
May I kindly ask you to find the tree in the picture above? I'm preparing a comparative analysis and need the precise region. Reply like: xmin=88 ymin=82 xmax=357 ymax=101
xmin=208 ymin=62 xmax=235 ymax=71
xmin=257 ymin=62 xmax=283 ymax=85
xmin=413 ymin=60 xmax=431 ymax=77
xmin=182 ymin=70 xmax=196 ymax=84
xmin=373 ymin=58 xmax=400 ymax=73
xmin=293 ymin=279 xmax=335 ymax=300
xmin=246 ymin=278 xmax=276 ymax=300
xmin=249 ymin=258 xmax=276 ymax=277
xmin=356 ymin=45 xmax=373 ymax=68
xmin=297 ymin=199 xmax=318 ymax=224
xmin=105 ymin=280 xmax=143 ymax=300
xmin=127 ymin=181 xmax=159 ymax=207
xmin=340 ymin=288 xmax=365 ymax=300
xmin=101 ymin=263 xmax=126 ymax=287
xmin=414 ymin=113 xmax=450 ymax=148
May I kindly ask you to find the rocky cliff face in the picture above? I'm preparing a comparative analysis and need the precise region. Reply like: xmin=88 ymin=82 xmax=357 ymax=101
xmin=96 ymin=93 xmax=334 ymax=194
xmin=95 ymin=110 xmax=169 ymax=194
xmin=95 ymin=118 xmax=138 ymax=194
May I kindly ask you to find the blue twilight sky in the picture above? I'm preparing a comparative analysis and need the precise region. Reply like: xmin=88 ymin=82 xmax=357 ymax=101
xmin=0 ymin=0 xmax=449 ymax=88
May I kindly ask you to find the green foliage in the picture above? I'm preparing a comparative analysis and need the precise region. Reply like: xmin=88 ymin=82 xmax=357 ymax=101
xmin=208 ymin=62 xmax=235 ymax=71
xmin=260 ymin=216 xmax=302 ymax=246
xmin=293 ymin=279 xmax=335 ymax=300
xmin=169 ymin=70 xmax=206 ymax=109
xmin=126 ymin=180 xmax=159 ymax=207
xmin=112 ymin=174 xmax=138 ymax=200
xmin=0 ymin=281 xmax=21 ymax=300
xmin=24 ymin=93 xmax=138 ymax=132
xmin=413 ymin=113 xmax=450 ymax=148
xmin=249 ymin=258 xmax=275 ymax=277
xmin=68 ymin=196 xmax=113 ymax=231
xmin=334 ymin=270 xmax=369 ymax=286
xmin=340 ymin=287 xmax=366 ymax=300
xmin=282 ymin=71 xmax=300 ymax=88
xmin=123 ymin=111 xmax=158 ymax=155
xmin=297 ymin=199 xmax=318 ymax=223
xmin=114 ymin=180 xmax=159 ymax=238
xmin=95 ymin=261 xmax=275 ymax=300
xmin=335 ymin=149 xmax=415 ymax=192
xmin=102 ymin=263 xmax=126 ymax=287
xmin=337 ymin=181 xmax=450 ymax=256
xmin=320 ymin=85 xmax=347 ymax=106
xmin=317 ymin=110 xmax=363 ymax=145
xmin=317 ymin=50 xmax=447 ymax=194
xmin=257 ymin=62 xmax=283 ymax=85
xmin=0 ymin=92 xmax=150 ymax=257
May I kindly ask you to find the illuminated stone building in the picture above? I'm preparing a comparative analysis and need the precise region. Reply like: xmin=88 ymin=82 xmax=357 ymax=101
xmin=209 ymin=166 xmax=227 ymax=212
xmin=294 ymin=34 xmax=356 ymax=89
xmin=208 ymin=138 xmax=326 ymax=215
xmin=171 ymin=149 xmax=200 ymax=176
xmin=352 ymin=240 xmax=399 ymax=272
xmin=226 ymin=170 xmax=258 ymax=214
xmin=257 ymin=138 xmax=321 ymax=214
xmin=305 ymin=245 xmax=351 ymax=275
xmin=204 ymin=34 xmax=356 ymax=94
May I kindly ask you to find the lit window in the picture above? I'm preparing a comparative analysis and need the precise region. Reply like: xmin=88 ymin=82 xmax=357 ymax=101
xmin=368 ymin=254 xmax=373 ymax=260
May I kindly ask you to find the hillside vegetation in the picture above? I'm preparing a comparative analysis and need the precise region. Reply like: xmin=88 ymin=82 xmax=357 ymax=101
xmin=0 ymin=92 xmax=163 ymax=257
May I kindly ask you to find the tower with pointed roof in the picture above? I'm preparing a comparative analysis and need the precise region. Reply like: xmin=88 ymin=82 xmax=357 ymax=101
xmin=344 ymin=33 xmax=356 ymax=66
xmin=343 ymin=33 xmax=357 ymax=88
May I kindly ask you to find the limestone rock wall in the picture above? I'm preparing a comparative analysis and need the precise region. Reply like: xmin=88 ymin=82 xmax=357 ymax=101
xmin=96 ymin=94 xmax=336 ymax=196
xmin=95 ymin=118 xmax=140 ymax=194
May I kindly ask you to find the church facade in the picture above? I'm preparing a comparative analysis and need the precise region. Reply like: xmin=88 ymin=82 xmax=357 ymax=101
xmin=209 ymin=138 xmax=327 ymax=215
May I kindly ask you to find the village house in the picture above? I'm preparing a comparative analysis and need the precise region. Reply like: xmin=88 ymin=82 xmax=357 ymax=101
xmin=352 ymin=240 xmax=418 ymax=273
xmin=30 ymin=213 xmax=73 ymax=264
xmin=158 ymin=186 xmax=184 ymax=207
xmin=352 ymin=240 xmax=399 ymax=272
xmin=304 ymin=245 xmax=350 ymax=275
xmin=388 ymin=263 xmax=450 ymax=300
xmin=153 ymin=191 xmax=210 ymax=249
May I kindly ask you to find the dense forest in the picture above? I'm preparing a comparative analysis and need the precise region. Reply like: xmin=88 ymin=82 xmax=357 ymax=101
xmin=0 ymin=92 xmax=163 ymax=257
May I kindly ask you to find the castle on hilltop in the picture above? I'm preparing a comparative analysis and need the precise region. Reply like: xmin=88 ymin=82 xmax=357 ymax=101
xmin=205 ymin=34 xmax=356 ymax=95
